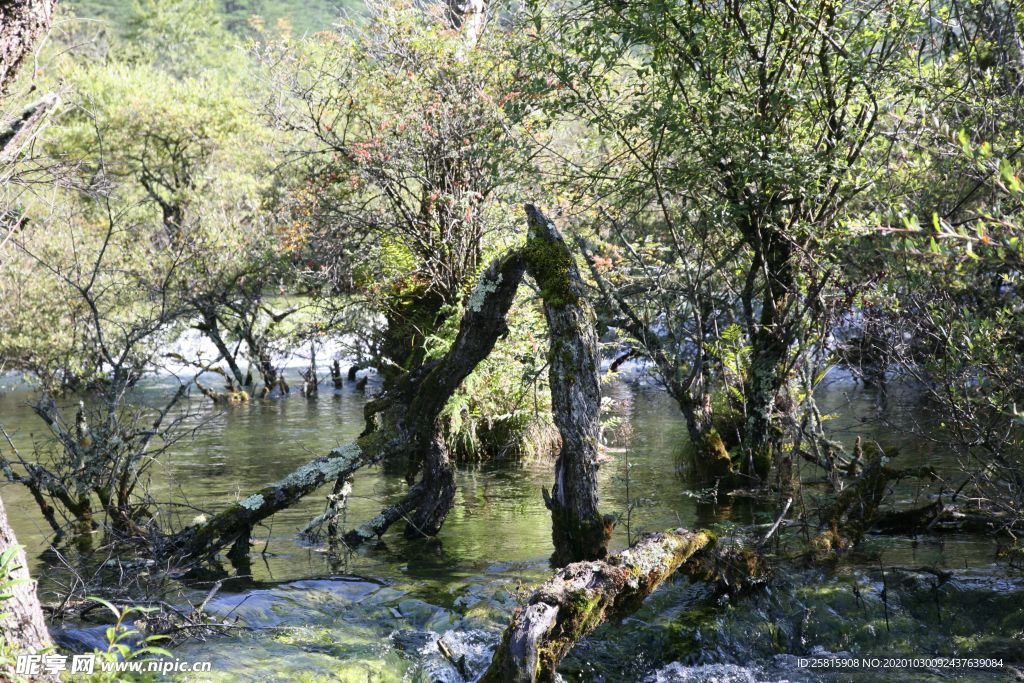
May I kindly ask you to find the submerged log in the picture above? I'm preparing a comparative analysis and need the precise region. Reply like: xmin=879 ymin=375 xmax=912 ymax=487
xmin=809 ymin=443 xmax=936 ymax=562
xmin=479 ymin=528 xmax=764 ymax=683
xmin=525 ymin=205 xmax=611 ymax=566
xmin=170 ymin=434 xmax=388 ymax=562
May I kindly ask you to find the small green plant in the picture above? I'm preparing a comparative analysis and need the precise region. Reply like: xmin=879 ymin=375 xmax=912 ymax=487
xmin=83 ymin=599 xmax=171 ymax=683
xmin=504 ymin=579 xmax=533 ymax=608
xmin=605 ymin=397 xmax=650 ymax=546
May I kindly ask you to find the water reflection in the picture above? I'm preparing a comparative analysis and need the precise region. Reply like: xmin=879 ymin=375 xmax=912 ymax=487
xmin=0 ymin=368 xmax=1020 ymax=682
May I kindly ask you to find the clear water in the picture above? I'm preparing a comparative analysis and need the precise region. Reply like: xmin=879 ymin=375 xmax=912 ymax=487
xmin=0 ymin=370 xmax=1021 ymax=682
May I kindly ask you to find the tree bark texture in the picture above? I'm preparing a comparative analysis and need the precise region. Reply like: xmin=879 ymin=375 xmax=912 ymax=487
xmin=741 ymin=230 xmax=794 ymax=481
xmin=0 ymin=92 xmax=57 ymax=163
xmin=0 ymin=494 xmax=57 ymax=681
xmin=524 ymin=205 xmax=611 ymax=566
xmin=0 ymin=0 xmax=56 ymax=96
xmin=479 ymin=529 xmax=733 ymax=683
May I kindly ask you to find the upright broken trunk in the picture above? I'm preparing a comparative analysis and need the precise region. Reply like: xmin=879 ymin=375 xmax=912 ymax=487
xmin=343 ymin=251 xmax=528 ymax=544
xmin=524 ymin=205 xmax=611 ymax=566
xmin=0 ymin=495 xmax=57 ymax=681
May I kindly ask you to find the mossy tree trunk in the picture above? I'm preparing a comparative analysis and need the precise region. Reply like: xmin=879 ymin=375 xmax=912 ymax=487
xmin=525 ymin=205 xmax=612 ymax=566
xmin=0 ymin=495 xmax=58 ymax=681
xmin=479 ymin=529 xmax=737 ymax=683
xmin=809 ymin=443 xmax=936 ymax=562
xmin=679 ymin=392 xmax=734 ymax=482
xmin=740 ymin=229 xmax=794 ymax=481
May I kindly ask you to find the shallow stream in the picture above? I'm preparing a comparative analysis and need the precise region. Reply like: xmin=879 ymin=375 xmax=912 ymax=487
xmin=1 ymin=369 xmax=1021 ymax=682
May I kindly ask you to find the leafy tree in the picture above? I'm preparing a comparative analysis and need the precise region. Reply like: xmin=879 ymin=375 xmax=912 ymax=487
xmin=527 ymin=0 xmax=927 ymax=482
xmin=253 ymin=0 xmax=541 ymax=382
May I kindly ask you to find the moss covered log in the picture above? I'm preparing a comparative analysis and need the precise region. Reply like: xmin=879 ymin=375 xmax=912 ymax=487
xmin=479 ymin=529 xmax=719 ymax=683
xmin=169 ymin=434 xmax=389 ymax=563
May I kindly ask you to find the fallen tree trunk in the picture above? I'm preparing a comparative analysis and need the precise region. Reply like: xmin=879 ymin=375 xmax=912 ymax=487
xmin=809 ymin=442 xmax=937 ymax=563
xmin=170 ymin=435 xmax=386 ymax=563
xmin=479 ymin=528 xmax=764 ymax=683
xmin=169 ymin=250 xmax=529 ymax=562
xmin=524 ymin=205 xmax=611 ymax=566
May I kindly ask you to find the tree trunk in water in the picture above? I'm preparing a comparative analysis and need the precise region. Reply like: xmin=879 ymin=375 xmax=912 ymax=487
xmin=524 ymin=205 xmax=611 ymax=567
xmin=478 ymin=528 xmax=767 ymax=683
xmin=680 ymin=392 xmax=734 ymax=482
xmin=403 ymin=433 xmax=456 ymax=537
xmin=0 ymin=495 xmax=57 ymax=680
xmin=194 ymin=309 xmax=246 ymax=389
xmin=170 ymin=206 xmax=611 ymax=564
xmin=574 ymin=236 xmax=732 ymax=485
xmin=0 ymin=0 xmax=56 ymax=95
xmin=742 ymin=230 xmax=794 ymax=481
xmin=171 ymin=251 xmax=528 ymax=562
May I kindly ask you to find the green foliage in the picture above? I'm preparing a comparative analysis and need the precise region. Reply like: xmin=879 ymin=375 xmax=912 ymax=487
xmin=0 ymin=9 xmax=289 ymax=391
xmin=423 ymin=289 xmax=556 ymax=461
xmin=82 ymin=599 xmax=171 ymax=683
xmin=68 ymin=0 xmax=356 ymax=40
xmin=123 ymin=0 xmax=238 ymax=76
xmin=519 ymin=0 xmax=929 ymax=476
xmin=254 ymin=0 xmax=541 ymax=380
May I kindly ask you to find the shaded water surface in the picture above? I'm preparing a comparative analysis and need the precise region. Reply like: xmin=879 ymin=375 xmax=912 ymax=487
xmin=0 ymin=371 xmax=1021 ymax=682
